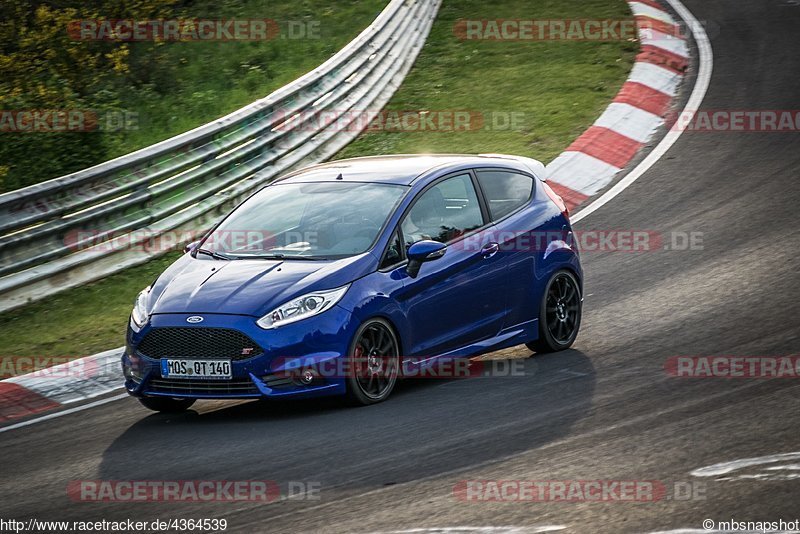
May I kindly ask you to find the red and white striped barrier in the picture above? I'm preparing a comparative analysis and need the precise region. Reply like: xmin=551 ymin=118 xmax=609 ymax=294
xmin=547 ymin=0 xmax=689 ymax=211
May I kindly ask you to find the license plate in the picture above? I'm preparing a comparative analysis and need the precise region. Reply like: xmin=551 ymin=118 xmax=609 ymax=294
xmin=161 ymin=359 xmax=232 ymax=379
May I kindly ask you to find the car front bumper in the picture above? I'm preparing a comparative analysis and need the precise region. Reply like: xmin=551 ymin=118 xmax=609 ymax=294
xmin=122 ymin=305 xmax=358 ymax=400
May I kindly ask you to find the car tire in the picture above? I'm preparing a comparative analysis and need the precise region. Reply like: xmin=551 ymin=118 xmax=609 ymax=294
xmin=138 ymin=396 xmax=196 ymax=413
xmin=345 ymin=318 xmax=400 ymax=406
xmin=526 ymin=269 xmax=582 ymax=354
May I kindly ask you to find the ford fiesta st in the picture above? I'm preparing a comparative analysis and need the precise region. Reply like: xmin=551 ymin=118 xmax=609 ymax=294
xmin=123 ymin=154 xmax=583 ymax=411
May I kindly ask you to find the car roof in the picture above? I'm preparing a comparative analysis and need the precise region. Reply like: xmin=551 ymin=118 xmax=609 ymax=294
xmin=275 ymin=154 xmax=545 ymax=186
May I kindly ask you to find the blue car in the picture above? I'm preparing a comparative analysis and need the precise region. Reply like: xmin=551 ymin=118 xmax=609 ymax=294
xmin=123 ymin=154 xmax=583 ymax=411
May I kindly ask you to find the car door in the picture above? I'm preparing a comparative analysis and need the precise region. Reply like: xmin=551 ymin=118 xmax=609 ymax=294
xmin=474 ymin=168 xmax=544 ymax=330
xmin=395 ymin=172 xmax=507 ymax=357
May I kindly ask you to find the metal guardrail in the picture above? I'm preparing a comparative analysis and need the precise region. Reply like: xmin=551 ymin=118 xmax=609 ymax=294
xmin=0 ymin=0 xmax=441 ymax=313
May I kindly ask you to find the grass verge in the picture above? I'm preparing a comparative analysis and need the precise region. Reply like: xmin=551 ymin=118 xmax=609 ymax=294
xmin=0 ymin=0 xmax=637 ymax=370
xmin=337 ymin=0 xmax=637 ymax=161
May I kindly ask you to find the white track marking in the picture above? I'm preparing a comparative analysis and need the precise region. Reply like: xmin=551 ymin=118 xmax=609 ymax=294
xmin=572 ymin=0 xmax=714 ymax=223
xmin=691 ymin=452 xmax=800 ymax=477
xmin=0 ymin=393 xmax=129 ymax=434
xmin=766 ymin=464 xmax=800 ymax=470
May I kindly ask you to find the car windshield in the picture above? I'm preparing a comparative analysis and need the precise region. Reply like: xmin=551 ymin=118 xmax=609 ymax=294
xmin=200 ymin=181 xmax=407 ymax=260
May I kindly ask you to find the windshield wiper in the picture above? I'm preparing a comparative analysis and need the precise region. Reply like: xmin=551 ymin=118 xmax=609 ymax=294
xmin=195 ymin=248 xmax=232 ymax=260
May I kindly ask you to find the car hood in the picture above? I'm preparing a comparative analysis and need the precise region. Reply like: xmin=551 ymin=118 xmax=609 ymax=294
xmin=148 ymin=252 xmax=376 ymax=317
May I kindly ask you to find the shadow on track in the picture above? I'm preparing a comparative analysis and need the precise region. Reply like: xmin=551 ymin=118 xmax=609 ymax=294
xmin=99 ymin=349 xmax=595 ymax=489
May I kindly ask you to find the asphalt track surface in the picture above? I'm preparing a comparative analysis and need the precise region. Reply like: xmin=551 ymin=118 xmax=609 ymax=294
xmin=2 ymin=1 xmax=800 ymax=532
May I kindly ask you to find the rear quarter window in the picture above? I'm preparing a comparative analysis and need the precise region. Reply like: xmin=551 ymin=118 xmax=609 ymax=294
xmin=476 ymin=170 xmax=534 ymax=220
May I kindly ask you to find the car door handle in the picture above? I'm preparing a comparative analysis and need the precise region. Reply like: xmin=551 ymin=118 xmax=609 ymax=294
xmin=481 ymin=242 xmax=500 ymax=258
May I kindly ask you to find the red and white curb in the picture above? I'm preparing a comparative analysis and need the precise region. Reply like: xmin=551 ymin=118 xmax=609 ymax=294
xmin=546 ymin=0 xmax=689 ymax=211
xmin=0 ymin=0 xmax=698 ymax=428
xmin=0 ymin=348 xmax=123 ymax=424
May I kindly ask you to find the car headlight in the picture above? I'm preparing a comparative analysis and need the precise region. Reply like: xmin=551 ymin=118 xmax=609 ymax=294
xmin=131 ymin=287 xmax=151 ymax=328
xmin=257 ymin=285 xmax=350 ymax=329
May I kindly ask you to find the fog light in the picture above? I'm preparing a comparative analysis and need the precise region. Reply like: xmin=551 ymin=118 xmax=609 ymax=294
xmin=299 ymin=369 xmax=316 ymax=385
xmin=287 ymin=366 xmax=324 ymax=387
xmin=123 ymin=362 xmax=143 ymax=384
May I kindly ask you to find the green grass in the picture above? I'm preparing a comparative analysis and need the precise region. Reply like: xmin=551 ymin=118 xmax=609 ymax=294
xmin=337 ymin=0 xmax=637 ymax=161
xmin=0 ymin=0 xmax=388 ymax=192
xmin=0 ymin=0 xmax=636 ymax=370
xmin=107 ymin=0 xmax=390 ymax=159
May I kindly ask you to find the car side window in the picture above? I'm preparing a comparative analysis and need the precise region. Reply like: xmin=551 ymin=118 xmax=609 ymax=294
xmin=476 ymin=170 xmax=534 ymax=220
xmin=380 ymin=230 xmax=404 ymax=269
xmin=401 ymin=174 xmax=484 ymax=247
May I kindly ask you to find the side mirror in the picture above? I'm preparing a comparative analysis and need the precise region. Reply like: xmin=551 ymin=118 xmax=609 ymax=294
xmin=184 ymin=240 xmax=200 ymax=254
xmin=406 ymin=240 xmax=447 ymax=278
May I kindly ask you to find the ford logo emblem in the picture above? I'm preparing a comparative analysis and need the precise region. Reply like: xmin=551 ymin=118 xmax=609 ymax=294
xmin=186 ymin=316 xmax=204 ymax=324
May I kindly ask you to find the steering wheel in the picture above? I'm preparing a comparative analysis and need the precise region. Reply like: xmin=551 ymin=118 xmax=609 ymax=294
xmin=341 ymin=213 xmax=383 ymax=238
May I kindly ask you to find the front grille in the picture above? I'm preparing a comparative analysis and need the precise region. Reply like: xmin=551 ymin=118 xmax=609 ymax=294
xmin=137 ymin=327 xmax=263 ymax=361
xmin=146 ymin=377 xmax=260 ymax=396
